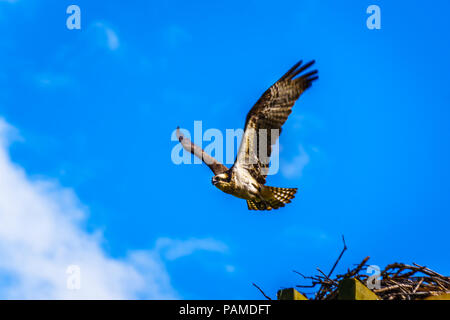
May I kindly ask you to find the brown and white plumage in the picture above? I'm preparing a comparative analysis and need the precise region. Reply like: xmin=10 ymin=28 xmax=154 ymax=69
xmin=177 ymin=60 xmax=318 ymax=211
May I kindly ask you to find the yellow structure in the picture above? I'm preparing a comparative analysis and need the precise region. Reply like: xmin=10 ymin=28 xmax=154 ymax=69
xmin=423 ymin=293 xmax=450 ymax=300
xmin=277 ymin=288 xmax=308 ymax=300
xmin=337 ymin=278 xmax=380 ymax=300
xmin=277 ymin=279 xmax=450 ymax=300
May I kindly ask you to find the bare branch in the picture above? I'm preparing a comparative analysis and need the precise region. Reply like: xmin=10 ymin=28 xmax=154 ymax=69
xmin=327 ymin=235 xmax=348 ymax=278
xmin=252 ymin=283 xmax=272 ymax=300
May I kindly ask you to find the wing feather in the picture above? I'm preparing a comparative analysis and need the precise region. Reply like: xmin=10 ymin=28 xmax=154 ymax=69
xmin=176 ymin=127 xmax=229 ymax=175
xmin=234 ymin=60 xmax=318 ymax=183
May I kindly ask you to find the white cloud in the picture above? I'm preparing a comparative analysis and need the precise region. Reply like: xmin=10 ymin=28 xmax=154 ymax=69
xmin=283 ymin=224 xmax=329 ymax=241
xmin=0 ymin=118 xmax=228 ymax=299
xmin=104 ymin=28 xmax=119 ymax=51
xmin=0 ymin=118 xmax=175 ymax=299
xmin=281 ymin=145 xmax=310 ymax=179
xmin=92 ymin=22 xmax=120 ymax=51
xmin=156 ymin=237 xmax=228 ymax=261
xmin=34 ymin=73 xmax=72 ymax=88
xmin=225 ymin=265 xmax=235 ymax=273
xmin=164 ymin=25 xmax=192 ymax=48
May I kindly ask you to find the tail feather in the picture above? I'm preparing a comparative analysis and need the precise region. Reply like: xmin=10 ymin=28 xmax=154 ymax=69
xmin=247 ymin=186 xmax=298 ymax=211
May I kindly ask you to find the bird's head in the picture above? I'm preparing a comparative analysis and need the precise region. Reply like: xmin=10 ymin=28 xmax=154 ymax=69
xmin=212 ymin=172 xmax=232 ymax=190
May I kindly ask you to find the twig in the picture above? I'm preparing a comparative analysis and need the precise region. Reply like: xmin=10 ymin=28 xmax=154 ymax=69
xmin=345 ymin=256 xmax=370 ymax=278
xmin=314 ymin=235 xmax=348 ymax=299
xmin=296 ymin=284 xmax=318 ymax=288
xmin=293 ymin=270 xmax=315 ymax=280
xmin=317 ymin=268 xmax=338 ymax=285
xmin=327 ymin=235 xmax=348 ymax=278
xmin=412 ymin=278 xmax=424 ymax=294
xmin=252 ymin=283 xmax=272 ymax=300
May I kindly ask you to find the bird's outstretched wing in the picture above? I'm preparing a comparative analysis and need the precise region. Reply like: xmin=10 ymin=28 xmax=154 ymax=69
xmin=234 ymin=60 xmax=318 ymax=184
xmin=176 ymin=127 xmax=229 ymax=175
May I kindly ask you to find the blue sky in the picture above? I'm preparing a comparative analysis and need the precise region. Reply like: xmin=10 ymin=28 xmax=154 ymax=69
xmin=0 ymin=0 xmax=449 ymax=299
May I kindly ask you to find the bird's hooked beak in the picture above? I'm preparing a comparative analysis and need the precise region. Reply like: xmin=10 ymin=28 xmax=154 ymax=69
xmin=212 ymin=176 xmax=218 ymax=186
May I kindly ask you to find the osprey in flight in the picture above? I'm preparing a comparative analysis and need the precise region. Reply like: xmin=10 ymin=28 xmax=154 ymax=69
xmin=177 ymin=60 xmax=318 ymax=210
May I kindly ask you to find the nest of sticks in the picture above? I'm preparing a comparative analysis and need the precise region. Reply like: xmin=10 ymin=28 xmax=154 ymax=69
xmin=293 ymin=237 xmax=450 ymax=300
xmin=253 ymin=236 xmax=450 ymax=300
xmin=295 ymin=256 xmax=450 ymax=300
